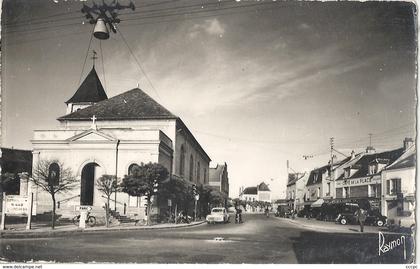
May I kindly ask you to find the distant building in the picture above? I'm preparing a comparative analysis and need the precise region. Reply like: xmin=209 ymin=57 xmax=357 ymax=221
xmin=239 ymin=182 xmax=271 ymax=203
xmin=208 ymin=162 xmax=229 ymax=197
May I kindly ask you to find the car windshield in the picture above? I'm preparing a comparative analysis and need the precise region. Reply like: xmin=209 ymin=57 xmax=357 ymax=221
xmin=212 ymin=209 xmax=224 ymax=213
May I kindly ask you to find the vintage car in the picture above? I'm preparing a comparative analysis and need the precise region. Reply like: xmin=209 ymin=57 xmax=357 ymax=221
xmin=206 ymin=207 xmax=230 ymax=224
xmin=336 ymin=208 xmax=387 ymax=227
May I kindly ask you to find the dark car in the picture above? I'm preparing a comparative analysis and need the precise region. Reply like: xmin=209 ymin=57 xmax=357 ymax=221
xmin=336 ymin=208 xmax=387 ymax=227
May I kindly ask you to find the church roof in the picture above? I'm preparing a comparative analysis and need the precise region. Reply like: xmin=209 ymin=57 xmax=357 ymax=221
xmin=59 ymin=88 xmax=177 ymax=121
xmin=66 ymin=67 xmax=108 ymax=104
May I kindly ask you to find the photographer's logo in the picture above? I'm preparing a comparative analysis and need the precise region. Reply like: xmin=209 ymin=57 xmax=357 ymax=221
xmin=378 ymin=231 xmax=406 ymax=259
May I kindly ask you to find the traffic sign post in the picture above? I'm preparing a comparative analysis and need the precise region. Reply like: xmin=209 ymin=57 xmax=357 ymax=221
xmin=1 ymin=194 xmax=34 ymax=230
xmin=77 ymin=205 xmax=92 ymax=229
xmin=1 ymin=193 xmax=6 ymax=230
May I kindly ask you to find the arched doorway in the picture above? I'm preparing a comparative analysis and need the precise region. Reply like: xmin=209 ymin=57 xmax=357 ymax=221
xmin=80 ymin=163 xmax=99 ymax=206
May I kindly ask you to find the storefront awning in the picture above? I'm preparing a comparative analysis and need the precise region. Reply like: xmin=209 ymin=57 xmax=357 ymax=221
xmin=311 ymin=198 xmax=324 ymax=208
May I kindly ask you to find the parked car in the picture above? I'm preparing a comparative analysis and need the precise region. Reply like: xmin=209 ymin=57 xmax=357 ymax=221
xmin=336 ymin=208 xmax=387 ymax=227
xmin=206 ymin=207 xmax=230 ymax=224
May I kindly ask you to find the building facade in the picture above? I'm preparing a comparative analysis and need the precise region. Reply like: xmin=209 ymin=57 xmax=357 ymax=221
xmin=208 ymin=162 xmax=229 ymax=197
xmin=31 ymin=67 xmax=211 ymax=220
xmin=381 ymin=140 xmax=415 ymax=221
xmin=286 ymin=172 xmax=308 ymax=211
xmin=334 ymin=144 xmax=407 ymax=210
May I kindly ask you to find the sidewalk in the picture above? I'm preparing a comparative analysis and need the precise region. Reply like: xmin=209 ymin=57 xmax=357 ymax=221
xmin=275 ymin=216 xmax=396 ymax=234
xmin=0 ymin=220 xmax=206 ymax=239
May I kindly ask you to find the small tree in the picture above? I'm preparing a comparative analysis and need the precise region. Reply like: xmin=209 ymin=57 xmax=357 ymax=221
xmin=97 ymin=175 xmax=118 ymax=228
xmin=120 ymin=162 xmax=169 ymax=225
xmin=31 ymin=159 xmax=77 ymax=229
xmin=159 ymin=176 xmax=192 ymax=219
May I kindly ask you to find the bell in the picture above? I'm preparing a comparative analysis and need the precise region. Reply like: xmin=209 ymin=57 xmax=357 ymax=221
xmin=93 ymin=18 xmax=110 ymax=40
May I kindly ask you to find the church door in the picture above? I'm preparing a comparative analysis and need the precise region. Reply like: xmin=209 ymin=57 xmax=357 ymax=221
xmin=80 ymin=163 xmax=98 ymax=206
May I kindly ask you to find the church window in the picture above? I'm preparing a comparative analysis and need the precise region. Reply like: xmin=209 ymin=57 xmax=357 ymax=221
xmin=197 ymin=161 xmax=201 ymax=182
xmin=189 ymin=155 xmax=194 ymax=182
xmin=48 ymin=163 xmax=60 ymax=186
xmin=180 ymin=146 xmax=185 ymax=176
xmin=128 ymin=163 xmax=140 ymax=176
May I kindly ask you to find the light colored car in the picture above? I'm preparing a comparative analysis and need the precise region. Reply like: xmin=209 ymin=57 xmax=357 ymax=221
xmin=206 ymin=207 xmax=230 ymax=224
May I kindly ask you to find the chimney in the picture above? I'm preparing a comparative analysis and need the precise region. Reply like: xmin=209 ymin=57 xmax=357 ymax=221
xmin=351 ymin=150 xmax=355 ymax=159
xmin=403 ymin=137 xmax=414 ymax=150
xmin=366 ymin=146 xmax=376 ymax=154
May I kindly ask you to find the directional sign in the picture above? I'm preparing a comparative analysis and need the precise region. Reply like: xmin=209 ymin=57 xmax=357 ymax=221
xmin=5 ymin=195 xmax=29 ymax=215
xmin=76 ymin=205 xmax=92 ymax=211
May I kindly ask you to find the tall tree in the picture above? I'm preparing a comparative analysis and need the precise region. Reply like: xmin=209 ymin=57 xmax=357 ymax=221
xmin=96 ymin=175 xmax=119 ymax=228
xmin=120 ymin=162 xmax=169 ymax=225
xmin=31 ymin=159 xmax=77 ymax=229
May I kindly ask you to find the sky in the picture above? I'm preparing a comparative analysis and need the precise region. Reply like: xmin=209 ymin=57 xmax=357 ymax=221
xmin=2 ymin=0 xmax=417 ymax=199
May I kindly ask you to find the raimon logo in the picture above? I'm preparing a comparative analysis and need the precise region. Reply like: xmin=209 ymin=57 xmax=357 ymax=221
xmin=378 ymin=231 xmax=407 ymax=259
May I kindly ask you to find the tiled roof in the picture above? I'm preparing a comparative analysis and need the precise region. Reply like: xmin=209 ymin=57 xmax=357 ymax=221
xmin=59 ymin=88 xmax=177 ymax=121
xmin=242 ymin=187 xmax=257 ymax=195
xmin=387 ymin=145 xmax=416 ymax=170
xmin=287 ymin=172 xmax=306 ymax=186
xmin=66 ymin=67 xmax=108 ymax=104
xmin=306 ymin=165 xmax=330 ymax=186
xmin=348 ymin=147 xmax=405 ymax=178
xmin=209 ymin=164 xmax=225 ymax=182
xmin=258 ymin=182 xmax=270 ymax=191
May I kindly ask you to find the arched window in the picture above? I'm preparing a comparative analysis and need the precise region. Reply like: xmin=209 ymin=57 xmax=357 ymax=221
xmin=197 ymin=161 xmax=201 ymax=182
xmin=48 ymin=163 xmax=60 ymax=186
xmin=180 ymin=145 xmax=185 ymax=176
xmin=189 ymin=155 xmax=194 ymax=182
xmin=128 ymin=163 xmax=141 ymax=176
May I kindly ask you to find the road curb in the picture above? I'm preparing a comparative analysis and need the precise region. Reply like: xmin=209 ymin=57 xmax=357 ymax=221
xmin=274 ymin=216 xmax=389 ymax=235
xmin=0 ymin=221 xmax=206 ymax=239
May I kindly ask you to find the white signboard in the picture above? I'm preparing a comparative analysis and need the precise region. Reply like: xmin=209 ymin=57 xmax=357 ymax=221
xmin=5 ymin=195 xmax=29 ymax=215
xmin=75 ymin=205 xmax=92 ymax=211
xmin=336 ymin=177 xmax=381 ymax=187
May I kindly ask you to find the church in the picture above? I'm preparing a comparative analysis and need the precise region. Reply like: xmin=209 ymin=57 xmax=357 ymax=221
xmin=30 ymin=66 xmax=211 ymax=220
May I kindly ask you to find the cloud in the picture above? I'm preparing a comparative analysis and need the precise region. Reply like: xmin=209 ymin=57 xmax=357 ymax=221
xmin=189 ymin=18 xmax=226 ymax=38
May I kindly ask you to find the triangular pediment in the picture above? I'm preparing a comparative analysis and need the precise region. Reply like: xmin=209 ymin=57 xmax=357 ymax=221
xmin=67 ymin=129 xmax=116 ymax=142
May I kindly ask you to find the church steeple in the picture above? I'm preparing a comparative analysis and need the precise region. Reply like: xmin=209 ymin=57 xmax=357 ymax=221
xmin=66 ymin=63 xmax=108 ymax=114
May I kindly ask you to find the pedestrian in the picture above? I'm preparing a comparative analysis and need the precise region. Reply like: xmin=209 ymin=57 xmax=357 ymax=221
xmin=354 ymin=207 xmax=367 ymax=232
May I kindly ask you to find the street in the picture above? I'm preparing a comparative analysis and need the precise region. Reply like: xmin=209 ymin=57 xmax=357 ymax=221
xmin=0 ymin=214 xmax=414 ymax=263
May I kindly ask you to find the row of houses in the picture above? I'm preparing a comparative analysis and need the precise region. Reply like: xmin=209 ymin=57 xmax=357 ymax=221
xmin=286 ymin=138 xmax=415 ymax=220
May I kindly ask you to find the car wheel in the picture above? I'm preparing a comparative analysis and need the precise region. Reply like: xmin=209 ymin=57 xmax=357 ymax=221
xmin=377 ymin=220 xmax=384 ymax=227
xmin=410 ymin=224 xmax=415 ymax=233
xmin=340 ymin=218 xmax=347 ymax=225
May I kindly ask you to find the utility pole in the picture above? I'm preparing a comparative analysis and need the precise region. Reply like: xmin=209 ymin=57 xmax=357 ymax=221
xmin=330 ymin=137 xmax=334 ymax=180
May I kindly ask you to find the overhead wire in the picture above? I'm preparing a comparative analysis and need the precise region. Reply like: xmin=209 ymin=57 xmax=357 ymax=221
xmin=78 ymin=25 xmax=95 ymax=87
xmin=115 ymin=24 xmax=162 ymax=101
xmin=99 ymin=40 xmax=108 ymax=93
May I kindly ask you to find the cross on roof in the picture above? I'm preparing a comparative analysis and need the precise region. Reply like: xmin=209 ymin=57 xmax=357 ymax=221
xmin=90 ymin=115 xmax=97 ymax=130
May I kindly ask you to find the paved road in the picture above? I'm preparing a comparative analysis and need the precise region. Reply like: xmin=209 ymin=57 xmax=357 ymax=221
xmin=0 ymin=214 xmax=414 ymax=263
